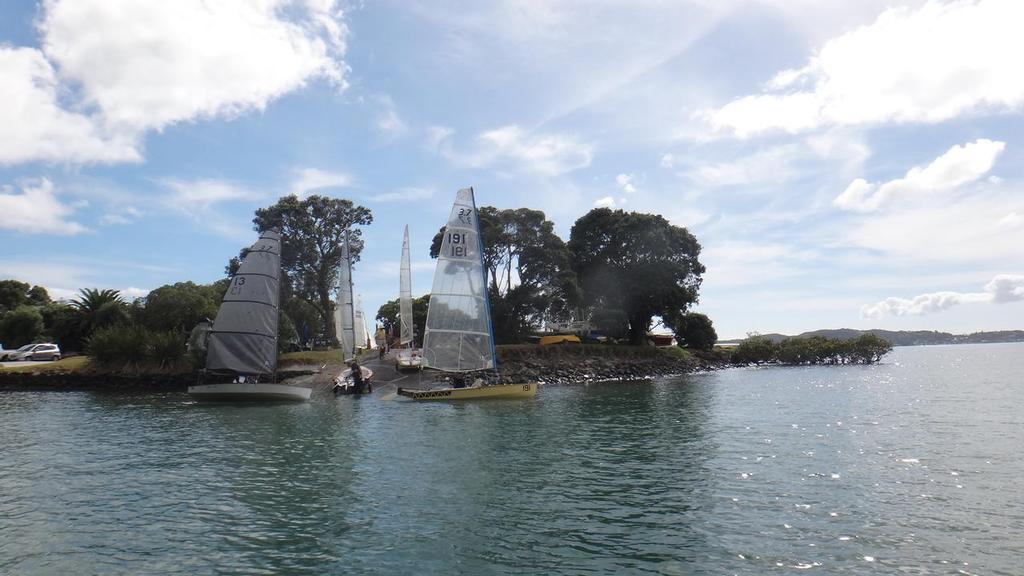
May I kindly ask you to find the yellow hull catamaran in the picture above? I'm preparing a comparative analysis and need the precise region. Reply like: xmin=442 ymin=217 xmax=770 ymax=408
xmin=398 ymin=187 xmax=538 ymax=401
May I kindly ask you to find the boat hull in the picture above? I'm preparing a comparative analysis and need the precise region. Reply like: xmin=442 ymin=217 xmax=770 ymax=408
xmin=397 ymin=382 xmax=537 ymax=401
xmin=188 ymin=383 xmax=312 ymax=401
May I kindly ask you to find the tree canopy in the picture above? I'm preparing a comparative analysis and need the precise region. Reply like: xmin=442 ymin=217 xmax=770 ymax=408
xmin=568 ymin=208 xmax=704 ymax=345
xmin=376 ymin=294 xmax=429 ymax=347
xmin=0 ymin=280 xmax=50 ymax=313
xmin=671 ymin=312 xmax=717 ymax=351
xmin=253 ymin=194 xmax=372 ymax=343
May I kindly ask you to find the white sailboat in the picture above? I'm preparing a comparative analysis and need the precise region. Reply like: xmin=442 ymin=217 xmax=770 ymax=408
xmin=333 ymin=231 xmax=372 ymax=394
xmin=189 ymin=230 xmax=312 ymax=401
xmin=398 ymin=188 xmax=537 ymax=401
xmin=395 ymin=224 xmax=423 ymax=371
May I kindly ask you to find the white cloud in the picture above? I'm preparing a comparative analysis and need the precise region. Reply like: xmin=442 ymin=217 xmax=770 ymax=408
xmin=42 ymin=0 xmax=347 ymax=133
xmin=998 ymin=212 xmax=1022 ymax=229
xmin=158 ymin=178 xmax=260 ymax=241
xmin=121 ymin=287 xmax=151 ymax=300
xmin=0 ymin=47 xmax=139 ymax=164
xmin=834 ymin=139 xmax=1005 ymax=212
xmin=616 ymin=174 xmax=637 ymax=194
xmin=368 ymin=187 xmax=434 ymax=203
xmin=443 ymin=125 xmax=593 ymax=176
xmin=688 ymin=145 xmax=801 ymax=187
xmin=861 ymin=274 xmax=1024 ymax=318
xmin=0 ymin=178 xmax=90 ymax=235
xmin=99 ymin=206 xmax=143 ymax=226
xmin=706 ymin=0 xmax=1024 ymax=137
xmin=289 ymin=168 xmax=352 ymax=197
xmin=160 ymin=178 xmax=257 ymax=211
xmin=373 ymin=95 xmax=408 ymax=139
xmin=593 ymin=196 xmax=616 ymax=208
xmin=1 ymin=0 xmax=348 ymax=165
xmin=660 ymin=153 xmax=675 ymax=168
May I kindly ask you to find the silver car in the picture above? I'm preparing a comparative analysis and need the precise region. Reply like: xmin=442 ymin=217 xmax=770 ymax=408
xmin=2 ymin=343 xmax=62 ymax=361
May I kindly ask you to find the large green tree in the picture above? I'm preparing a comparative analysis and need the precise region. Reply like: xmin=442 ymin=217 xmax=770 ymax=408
xmin=253 ymin=194 xmax=372 ymax=343
xmin=431 ymin=207 xmax=580 ymax=342
xmin=376 ymin=294 xmax=429 ymax=347
xmin=0 ymin=305 xmax=44 ymax=348
xmin=140 ymin=281 xmax=223 ymax=332
xmin=568 ymin=208 xmax=704 ymax=345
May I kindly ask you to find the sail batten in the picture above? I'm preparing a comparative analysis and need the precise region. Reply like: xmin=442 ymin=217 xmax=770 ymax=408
xmin=421 ymin=188 xmax=495 ymax=372
xmin=206 ymin=230 xmax=281 ymax=376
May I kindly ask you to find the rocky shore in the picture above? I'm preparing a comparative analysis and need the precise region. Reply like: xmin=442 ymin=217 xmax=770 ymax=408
xmin=492 ymin=345 xmax=730 ymax=385
xmin=0 ymin=346 xmax=730 ymax=392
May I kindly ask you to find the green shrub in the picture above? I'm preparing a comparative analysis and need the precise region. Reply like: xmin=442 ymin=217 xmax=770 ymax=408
xmin=86 ymin=325 xmax=152 ymax=368
xmin=151 ymin=330 xmax=187 ymax=368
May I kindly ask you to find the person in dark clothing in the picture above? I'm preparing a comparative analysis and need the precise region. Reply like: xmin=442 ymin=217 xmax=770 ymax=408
xmin=349 ymin=361 xmax=366 ymax=394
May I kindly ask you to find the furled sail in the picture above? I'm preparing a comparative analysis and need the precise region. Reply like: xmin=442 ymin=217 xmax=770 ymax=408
xmin=336 ymin=232 xmax=357 ymax=361
xmin=206 ymin=230 xmax=281 ymax=376
xmin=399 ymin=224 xmax=414 ymax=346
xmin=422 ymin=188 xmax=495 ymax=372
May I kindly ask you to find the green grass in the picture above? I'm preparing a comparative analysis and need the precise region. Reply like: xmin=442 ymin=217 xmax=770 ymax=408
xmin=278 ymin=348 xmax=370 ymax=366
xmin=0 ymin=356 xmax=91 ymax=373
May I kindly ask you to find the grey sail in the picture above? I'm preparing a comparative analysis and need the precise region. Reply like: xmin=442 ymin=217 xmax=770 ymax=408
xmin=336 ymin=232 xmax=357 ymax=361
xmin=399 ymin=224 xmax=414 ymax=346
xmin=422 ymin=188 xmax=495 ymax=372
xmin=206 ymin=231 xmax=281 ymax=376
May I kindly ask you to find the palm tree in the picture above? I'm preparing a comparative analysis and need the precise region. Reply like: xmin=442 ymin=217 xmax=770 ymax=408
xmin=72 ymin=288 xmax=126 ymax=336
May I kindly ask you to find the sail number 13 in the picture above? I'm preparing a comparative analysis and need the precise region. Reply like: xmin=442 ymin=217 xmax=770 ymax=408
xmin=447 ymin=232 xmax=469 ymax=258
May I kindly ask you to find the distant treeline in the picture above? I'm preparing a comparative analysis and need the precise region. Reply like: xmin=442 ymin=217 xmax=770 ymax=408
xmin=721 ymin=329 xmax=1024 ymax=347
xmin=731 ymin=334 xmax=893 ymax=365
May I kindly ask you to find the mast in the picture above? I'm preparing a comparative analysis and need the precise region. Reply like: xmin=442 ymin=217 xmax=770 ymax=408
xmin=471 ymin=189 xmax=499 ymax=377
xmin=399 ymin=224 xmax=414 ymax=347
xmin=336 ymin=230 xmax=357 ymax=361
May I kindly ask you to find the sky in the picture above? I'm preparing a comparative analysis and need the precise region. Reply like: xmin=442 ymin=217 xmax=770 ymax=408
xmin=1 ymin=0 xmax=1022 ymax=340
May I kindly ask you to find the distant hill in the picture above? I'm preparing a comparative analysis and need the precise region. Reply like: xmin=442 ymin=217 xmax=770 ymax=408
xmin=720 ymin=329 xmax=1024 ymax=347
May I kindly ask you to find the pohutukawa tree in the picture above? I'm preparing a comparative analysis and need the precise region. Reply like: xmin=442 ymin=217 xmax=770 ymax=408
xmin=253 ymin=194 xmax=372 ymax=343
xmin=568 ymin=208 xmax=704 ymax=345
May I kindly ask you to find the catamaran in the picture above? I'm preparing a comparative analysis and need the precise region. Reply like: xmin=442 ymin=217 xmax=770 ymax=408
xmin=395 ymin=224 xmax=423 ymax=371
xmin=333 ymin=231 xmax=373 ymax=394
xmin=188 ymin=230 xmax=312 ymax=401
xmin=398 ymin=188 xmax=537 ymax=401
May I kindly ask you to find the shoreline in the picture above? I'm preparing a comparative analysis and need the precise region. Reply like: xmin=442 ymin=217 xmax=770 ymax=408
xmin=0 ymin=346 xmax=730 ymax=392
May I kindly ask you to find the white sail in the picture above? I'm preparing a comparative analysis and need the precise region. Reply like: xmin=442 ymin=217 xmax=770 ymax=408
xmin=336 ymin=232 xmax=357 ymax=361
xmin=421 ymin=188 xmax=495 ymax=372
xmin=206 ymin=230 xmax=281 ymax=376
xmin=354 ymin=295 xmax=377 ymax=350
xmin=399 ymin=224 xmax=414 ymax=346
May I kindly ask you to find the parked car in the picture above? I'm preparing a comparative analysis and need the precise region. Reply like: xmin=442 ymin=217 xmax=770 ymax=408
xmin=1 ymin=343 xmax=62 ymax=362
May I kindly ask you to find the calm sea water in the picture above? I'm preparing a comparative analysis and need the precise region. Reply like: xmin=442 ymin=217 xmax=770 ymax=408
xmin=1 ymin=343 xmax=1022 ymax=575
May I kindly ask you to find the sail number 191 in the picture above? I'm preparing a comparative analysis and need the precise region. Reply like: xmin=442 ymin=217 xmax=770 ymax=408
xmin=448 ymin=232 xmax=468 ymax=258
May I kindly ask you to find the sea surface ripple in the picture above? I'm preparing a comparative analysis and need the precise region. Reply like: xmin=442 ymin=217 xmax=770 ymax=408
xmin=1 ymin=343 xmax=1022 ymax=574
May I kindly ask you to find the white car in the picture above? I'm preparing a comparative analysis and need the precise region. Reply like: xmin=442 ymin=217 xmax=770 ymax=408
xmin=1 ymin=343 xmax=62 ymax=362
